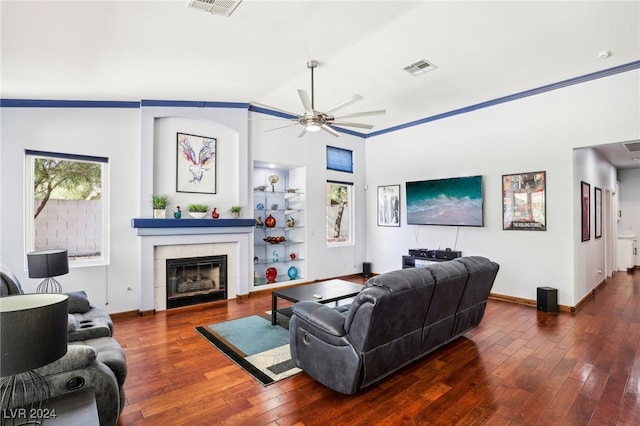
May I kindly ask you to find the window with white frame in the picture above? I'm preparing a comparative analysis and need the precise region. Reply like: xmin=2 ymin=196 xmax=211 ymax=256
xmin=326 ymin=180 xmax=354 ymax=246
xmin=25 ymin=150 xmax=109 ymax=266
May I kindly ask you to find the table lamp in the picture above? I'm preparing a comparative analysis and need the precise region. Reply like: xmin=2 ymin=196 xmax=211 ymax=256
xmin=27 ymin=249 xmax=69 ymax=293
xmin=0 ymin=293 xmax=69 ymax=425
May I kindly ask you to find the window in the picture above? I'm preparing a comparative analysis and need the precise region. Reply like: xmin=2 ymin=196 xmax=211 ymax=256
xmin=326 ymin=180 xmax=353 ymax=246
xmin=26 ymin=150 xmax=109 ymax=266
xmin=326 ymin=146 xmax=353 ymax=173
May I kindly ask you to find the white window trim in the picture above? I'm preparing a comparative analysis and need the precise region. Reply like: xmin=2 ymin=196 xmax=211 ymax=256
xmin=24 ymin=151 xmax=110 ymax=268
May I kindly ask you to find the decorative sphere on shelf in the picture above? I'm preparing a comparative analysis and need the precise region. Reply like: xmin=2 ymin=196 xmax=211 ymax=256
xmin=287 ymin=266 xmax=298 ymax=280
xmin=266 ymin=267 xmax=277 ymax=283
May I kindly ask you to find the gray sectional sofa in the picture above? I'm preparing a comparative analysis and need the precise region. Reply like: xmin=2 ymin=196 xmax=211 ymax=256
xmin=289 ymin=256 xmax=499 ymax=394
xmin=0 ymin=265 xmax=127 ymax=426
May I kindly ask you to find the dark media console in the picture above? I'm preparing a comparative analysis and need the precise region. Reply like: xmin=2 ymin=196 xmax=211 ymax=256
xmin=402 ymin=248 xmax=462 ymax=269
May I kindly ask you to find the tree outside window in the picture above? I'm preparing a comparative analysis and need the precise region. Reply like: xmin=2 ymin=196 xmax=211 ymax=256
xmin=326 ymin=181 xmax=353 ymax=246
xmin=27 ymin=151 xmax=109 ymax=265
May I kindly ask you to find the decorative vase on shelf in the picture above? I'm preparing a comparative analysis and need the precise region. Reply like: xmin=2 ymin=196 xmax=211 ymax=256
xmin=189 ymin=211 xmax=207 ymax=219
xmin=265 ymin=267 xmax=277 ymax=283
xmin=289 ymin=253 xmax=296 ymax=260
xmin=287 ymin=266 xmax=298 ymax=280
xmin=265 ymin=214 xmax=276 ymax=228
xmin=153 ymin=209 xmax=166 ymax=219
xmin=173 ymin=206 xmax=182 ymax=219
xmin=286 ymin=217 xmax=295 ymax=227
xmin=211 ymin=208 xmax=219 ymax=219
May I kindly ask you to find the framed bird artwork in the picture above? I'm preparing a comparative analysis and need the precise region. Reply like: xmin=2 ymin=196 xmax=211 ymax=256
xmin=176 ymin=132 xmax=217 ymax=194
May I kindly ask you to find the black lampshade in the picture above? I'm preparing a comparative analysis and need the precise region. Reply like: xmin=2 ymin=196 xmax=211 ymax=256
xmin=0 ymin=294 xmax=69 ymax=376
xmin=27 ymin=249 xmax=69 ymax=279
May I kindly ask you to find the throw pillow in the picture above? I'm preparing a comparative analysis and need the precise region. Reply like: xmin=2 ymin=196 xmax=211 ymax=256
xmin=65 ymin=290 xmax=91 ymax=313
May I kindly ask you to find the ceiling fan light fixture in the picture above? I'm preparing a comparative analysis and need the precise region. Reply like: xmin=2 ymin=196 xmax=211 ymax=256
xmin=306 ymin=124 xmax=321 ymax=132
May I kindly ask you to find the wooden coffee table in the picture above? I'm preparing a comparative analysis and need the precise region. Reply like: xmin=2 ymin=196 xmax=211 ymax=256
xmin=271 ymin=279 xmax=363 ymax=325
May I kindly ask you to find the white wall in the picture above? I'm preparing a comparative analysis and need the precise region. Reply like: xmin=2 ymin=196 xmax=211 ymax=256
xmin=1 ymin=70 xmax=637 ymax=312
xmin=1 ymin=107 xmax=140 ymax=312
xmin=573 ymin=147 xmax=617 ymax=302
xmin=617 ymin=168 xmax=640 ymax=265
xmin=364 ymin=70 xmax=639 ymax=306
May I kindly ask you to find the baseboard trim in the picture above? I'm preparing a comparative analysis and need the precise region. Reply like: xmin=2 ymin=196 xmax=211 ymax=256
xmin=489 ymin=292 xmax=573 ymax=313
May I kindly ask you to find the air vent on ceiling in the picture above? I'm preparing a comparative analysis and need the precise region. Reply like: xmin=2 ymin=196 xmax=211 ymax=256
xmin=186 ymin=0 xmax=242 ymax=17
xmin=403 ymin=59 xmax=437 ymax=76
xmin=622 ymin=140 xmax=640 ymax=152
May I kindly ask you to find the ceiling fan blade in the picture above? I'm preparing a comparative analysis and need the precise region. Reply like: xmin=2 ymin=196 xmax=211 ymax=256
xmin=265 ymin=122 xmax=300 ymax=133
xmin=332 ymin=110 xmax=386 ymax=120
xmin=331 ymin=121 xmax=374 ymax=130
xmin=297 ymin=89 xmax=314 ymax=115
xmin=321 ymin=124 xmax=340 ymax=137
xmin=297 ymin=128 xmax=307 ymax=138
xmin=324 ymin=95 xmax=363 ymax=115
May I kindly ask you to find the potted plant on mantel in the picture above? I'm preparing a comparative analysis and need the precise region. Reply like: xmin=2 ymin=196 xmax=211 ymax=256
xmin=152 ymin=195 xmax=169 ymax=218
xmin=187 ymin=203 xmax=208 ymax=219
xmin=230 ymin=206 xmax=242 ymax=218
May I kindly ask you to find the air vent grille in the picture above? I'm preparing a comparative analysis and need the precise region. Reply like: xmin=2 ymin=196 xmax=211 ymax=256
xmin=186 ymin=0 xmax=242 ymax=17
xmin=623 ymin=140 xmax=640 ymax=152
xmin=403 ymin=59 xmax=437 ymax=76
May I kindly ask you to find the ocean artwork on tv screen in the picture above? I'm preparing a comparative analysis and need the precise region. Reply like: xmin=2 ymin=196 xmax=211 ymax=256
xmin=405 ymin=175 xmax=484 ymax=226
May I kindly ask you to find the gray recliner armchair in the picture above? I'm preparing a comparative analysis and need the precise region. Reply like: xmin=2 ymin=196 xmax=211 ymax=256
xmin=0 ymin=264 xmax=127 ymax=426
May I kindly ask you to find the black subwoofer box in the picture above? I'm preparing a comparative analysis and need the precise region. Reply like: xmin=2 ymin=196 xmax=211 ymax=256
xmin=537 ymin=287 xmax=558 ymax=312
xmin=362 ymin=262 xmax=372 ymax=278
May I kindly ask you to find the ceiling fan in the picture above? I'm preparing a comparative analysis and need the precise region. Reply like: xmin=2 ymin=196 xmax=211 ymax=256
xmin=261 ymin=60 xmax=386 ymax=137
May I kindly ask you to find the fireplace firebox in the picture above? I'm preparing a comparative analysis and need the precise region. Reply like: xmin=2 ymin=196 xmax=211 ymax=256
xmin=166 ymin=255 xmax=227 ymax=308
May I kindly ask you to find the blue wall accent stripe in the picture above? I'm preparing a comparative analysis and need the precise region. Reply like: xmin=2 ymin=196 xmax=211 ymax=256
xmin=141 ymin=100 xmax=249 ymax=109
xmin=25 ymin=149 xmax=109 ymax=163
xmin=366 ymin=60 xmax=640 ymax=138
xmin=2 ymin=60 xmax=638 ymax=139
xmin=0 ymin=99 xmax=139 ymax=108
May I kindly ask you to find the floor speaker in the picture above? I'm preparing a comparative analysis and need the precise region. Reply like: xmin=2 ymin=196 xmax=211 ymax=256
xmin=362 ymin=262 xmax=372 ymax=278
xmin=537 ymin=287 xmax=558 ymax=312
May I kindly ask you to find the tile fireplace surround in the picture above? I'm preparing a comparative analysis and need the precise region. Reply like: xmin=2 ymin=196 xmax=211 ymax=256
xmin=132 ymin=219 xmax=254 ymax=312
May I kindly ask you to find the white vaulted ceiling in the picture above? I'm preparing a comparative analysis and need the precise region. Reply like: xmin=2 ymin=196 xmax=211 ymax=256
xmin=1 ymin=1 xmax=639 ymax=165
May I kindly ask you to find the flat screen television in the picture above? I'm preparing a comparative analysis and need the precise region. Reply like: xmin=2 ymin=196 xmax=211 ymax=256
xmin=405 ymin=175 xmax=484 ymax=226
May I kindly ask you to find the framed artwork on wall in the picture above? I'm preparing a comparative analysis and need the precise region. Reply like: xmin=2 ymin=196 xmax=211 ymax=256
xmin=377 ymin=185 xmax=401 ymax=227
xmin=594 ymin=186 xmax=602 ymax=239
xmin=176 ymin=132 xmax=217 ymax=194
xmin=581 ymin=181 xmax=590 ymax=242
xmin=326 ymin=180 xmax=354 ymax=247
xmin=502 ymin=171 xmax=546 ymax=231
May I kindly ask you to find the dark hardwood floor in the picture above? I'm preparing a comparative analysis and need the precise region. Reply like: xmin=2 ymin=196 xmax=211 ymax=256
xmin=114 ymin=270 xmax=640 ymax=425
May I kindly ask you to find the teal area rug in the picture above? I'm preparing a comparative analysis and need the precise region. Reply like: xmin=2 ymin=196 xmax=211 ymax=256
xmin=196 ymin=314 xmax=300 ymax=386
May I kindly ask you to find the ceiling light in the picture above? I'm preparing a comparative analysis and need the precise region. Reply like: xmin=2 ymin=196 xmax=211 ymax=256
xmin=596 ymin=50 xmax=611 ymax=59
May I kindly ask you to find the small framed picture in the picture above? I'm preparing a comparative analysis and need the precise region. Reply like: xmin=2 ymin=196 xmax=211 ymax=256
xmin=594 ymin=186 xmax=602 ymax=239
xmin=377 ymin=185 xmax=401 ymax=227
xmin=176 ymin=132 xmax=217 ymax=194
xmin=581 ymin=181 xmax=590 ymax=242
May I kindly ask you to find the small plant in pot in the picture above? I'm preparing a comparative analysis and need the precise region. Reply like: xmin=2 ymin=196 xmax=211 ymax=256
xmin=152 ymin=195 xmax=169 ymax=218
xmin=187 ymin=203 xmax=208 ymax=219
xmin=230 ymin=206 xmax=242 ymax=218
